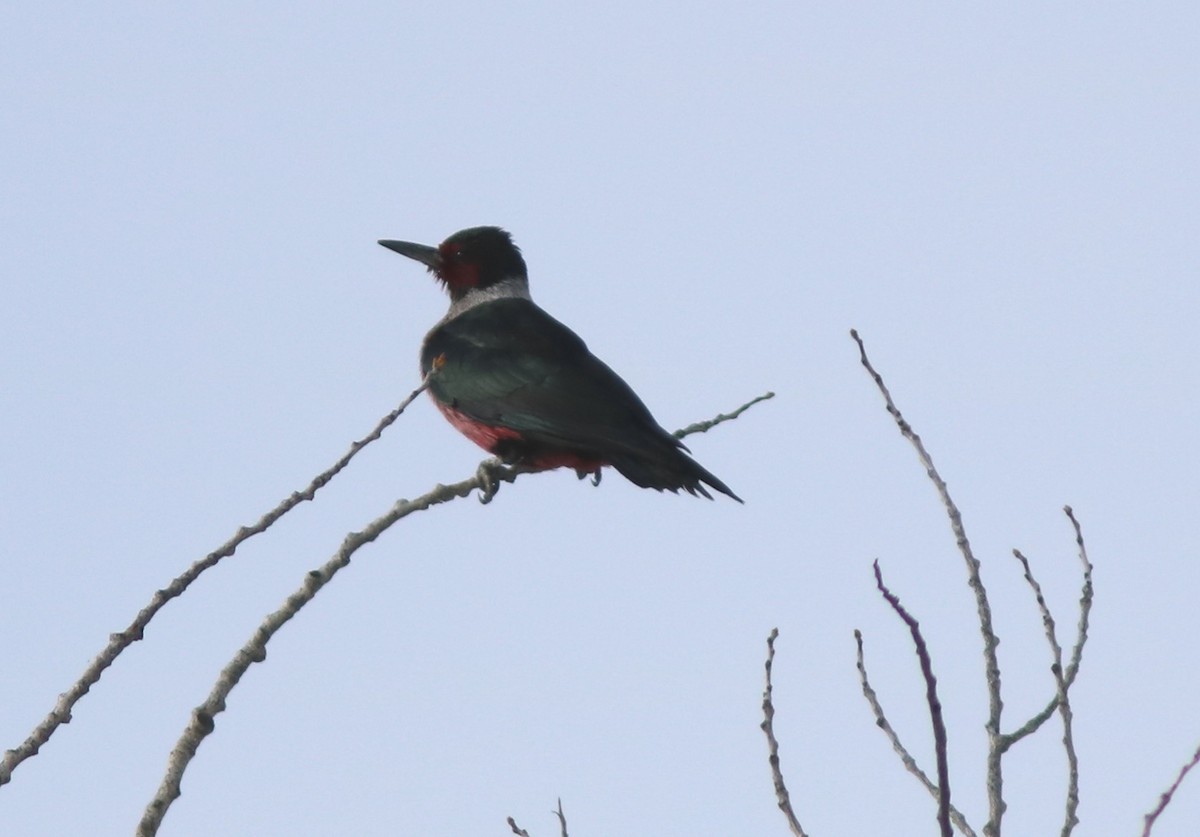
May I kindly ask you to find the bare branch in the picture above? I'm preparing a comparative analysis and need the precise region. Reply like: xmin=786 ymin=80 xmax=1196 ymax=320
xmin=759 ymin=629 xmax=809 ymax=837
xmin=505 ymin=798 xmax=568 ymax=837
xmin=0 ymin=381 xmax=429 ymax=787
xmin=137 ymin=475 xmax=481 ymax=834
xmin=854 ymin=631 xmax=977 ymax=837
xmin=1000 ymin=507 xmax=1094 ymax=751
xmin=1143 ymin=741 xmax=1200 ymax=836
xmin=672 ymin=391 xmax=774 ymax=439
xmin=851 ymin=329 xmax=1005 ymax=836
xmin=554 ymin=798 xmax=569 ymax=837
xmin=1062 ymin=506 xmax=1095 ymax=688
xmin=872 ymin=561 xmax=952 ymax=837
xmin=1011 ymin=549 xmax=1079 ymax=836
xmin=137 ymin=393 xmax=769 ymax=835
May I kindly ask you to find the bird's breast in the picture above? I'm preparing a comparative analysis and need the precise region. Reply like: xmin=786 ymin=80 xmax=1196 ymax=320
xmin=431 ymin=396 xmax=522 ymax=453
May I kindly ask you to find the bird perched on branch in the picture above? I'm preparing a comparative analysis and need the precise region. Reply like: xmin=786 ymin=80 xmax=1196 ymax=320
xmin=379 ymin=226 xmax=741 ymax=502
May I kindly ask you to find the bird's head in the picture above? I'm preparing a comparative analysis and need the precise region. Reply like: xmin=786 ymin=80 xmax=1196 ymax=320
xmin=379 ymin=226 xmax=528 ymax=300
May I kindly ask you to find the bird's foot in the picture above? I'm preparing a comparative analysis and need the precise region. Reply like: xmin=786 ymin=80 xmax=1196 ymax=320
xmin=475 ymin=458 xmax=511 ymax=504
xmin=574 ymin=467 xmax=602 ymax=487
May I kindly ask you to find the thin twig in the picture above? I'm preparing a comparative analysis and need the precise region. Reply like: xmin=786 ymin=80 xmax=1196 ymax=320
xmin=138 ymin=473 xmax=480 ymax=835
xmin=1000 ymin=507 xmax=1093 ymax=751
xmin=854 ymin=631 xmax=977 ymax=837
xmin=1012 ymin=549 xmax=1079 ymax=836
xmin=137 ymin=393 xmax=770 ymax=835
xmin=505 ymin=798 xmax=568 ymax=837
xmin=1062 ymin=507 xmax=1095 ymax=685
xmin=673 ymin=391 xmax=774 ymax=439
xmin=554 ymin=798 xmax=569 ymax=837
xmin=760 ymin=629 xmax=809 ymax=837
xmin=872 ymin=561 xmax=952 ymax=837
xmin=1143 ymin=741 xmax=1200 ymax=836
xmin=851 ymin=329 xmax=1006 ymax=836
xmin=0 ymin=381 xmax=429 ymax=787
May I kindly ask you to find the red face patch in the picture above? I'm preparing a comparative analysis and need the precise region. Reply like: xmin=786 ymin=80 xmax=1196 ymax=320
xmin=435 ymin=241 xmax=480 ymax=292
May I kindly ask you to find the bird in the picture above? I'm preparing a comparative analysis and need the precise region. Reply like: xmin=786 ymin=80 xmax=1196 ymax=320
xmin=378 ymin=226 xmax=741 ymax=502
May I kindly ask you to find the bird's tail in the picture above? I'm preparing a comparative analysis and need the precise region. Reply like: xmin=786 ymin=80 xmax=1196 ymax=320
xmin=610 ymin=445 xmax=743 ymax=503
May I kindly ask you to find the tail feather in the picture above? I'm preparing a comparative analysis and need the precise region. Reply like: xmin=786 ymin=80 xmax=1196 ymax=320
xmin=610 ymin=447 xmax=742 ymax=503
xmin=517 ymin=422 xmax=742 ymax=502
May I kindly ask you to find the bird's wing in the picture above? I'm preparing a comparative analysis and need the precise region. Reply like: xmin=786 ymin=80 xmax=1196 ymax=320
xmin=421 ymin=298 xmax=682 ymax=456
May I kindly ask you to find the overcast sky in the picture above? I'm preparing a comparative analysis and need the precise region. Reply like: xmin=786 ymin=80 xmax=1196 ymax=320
xmin=3 ymin=3 xmax=1199 ymax=835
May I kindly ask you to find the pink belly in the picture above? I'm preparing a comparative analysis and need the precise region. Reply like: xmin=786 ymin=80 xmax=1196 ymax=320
xmin=434 ymin=398 xmax=604 ymax=473
xmin=435 ymin=399 xmax=522 ymax=451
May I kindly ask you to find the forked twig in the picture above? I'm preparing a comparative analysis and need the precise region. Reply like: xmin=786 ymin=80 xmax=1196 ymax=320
xmin=137 ymin=393 xmax=770 ymax=835
xmin=872 ymin=561 xmax=952 ymax=837
xmin=854 ymin=631 xmax=977 ymax=837
xmin=851 ymin=329 xmax=1005 ymax=836
xmin=1001 ymin=507 xmax=1094 ymax=752
xmin=852 ymin=332 xmax=1096 ymax=837
xmin=505 ymin=798 xmax=569 ymax=837
xmin=554 ymin=798 xmax=569 ymax=837
xmin=1012 ymin=549 xmax=1079 ymax=835
xmin=0 ymin=381 xmax=429 ymax=787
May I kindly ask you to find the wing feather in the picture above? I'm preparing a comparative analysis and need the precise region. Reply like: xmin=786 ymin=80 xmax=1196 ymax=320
xmin=421 ymin=299 xmax=680 ymax=459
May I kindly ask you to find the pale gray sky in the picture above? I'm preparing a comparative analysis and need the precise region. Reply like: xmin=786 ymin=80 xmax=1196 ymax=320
xmin=3 ymin=3 xmax=1198 ymax=835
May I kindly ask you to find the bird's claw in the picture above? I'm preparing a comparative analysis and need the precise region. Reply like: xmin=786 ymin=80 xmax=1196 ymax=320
xmin=574 ymin=467 xmax=602 ymax=487
xmin=476 ymin=458 xmax=507 ymax=504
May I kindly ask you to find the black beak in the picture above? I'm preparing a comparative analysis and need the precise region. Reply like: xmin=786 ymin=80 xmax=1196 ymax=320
xmin=378 ymin=239 xmax=442 ymax=270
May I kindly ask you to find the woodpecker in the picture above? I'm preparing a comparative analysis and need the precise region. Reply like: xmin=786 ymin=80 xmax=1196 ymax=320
xmin=379 ymin=226 xmax=741 ymax=502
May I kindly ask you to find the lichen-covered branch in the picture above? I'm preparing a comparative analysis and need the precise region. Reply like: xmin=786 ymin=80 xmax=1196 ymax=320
xmin=1012 ymin=548 xmax=1079 ymax=836
xmin=0 ymin=381 xmax=429 ymax=788
xmin=760 ymin=629 xmax=809 ymax=837
xmin=854 ymin=631 xmax=977 ymax=837
xmin=851 ymin=329 xmax=1005 ymax=836
xmin=1000 ymin=507 xmax=1094 ymax=753
xmin=137 ymin=393 xmax=769 ymax=835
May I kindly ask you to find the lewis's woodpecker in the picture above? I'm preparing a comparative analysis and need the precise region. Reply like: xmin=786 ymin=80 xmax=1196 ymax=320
xmin=379 ymin=226 xmax=741 ymax=502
